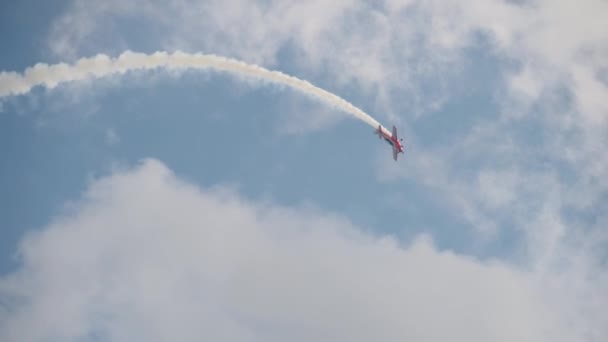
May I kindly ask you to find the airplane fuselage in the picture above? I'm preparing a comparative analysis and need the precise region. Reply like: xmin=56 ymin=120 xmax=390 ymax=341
xmin=375 ymin=125 xmax=404 ymax=160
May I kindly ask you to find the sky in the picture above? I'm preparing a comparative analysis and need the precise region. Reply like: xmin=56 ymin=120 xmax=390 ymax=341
xmin=0 ymin=0 xmax=607 ymax=341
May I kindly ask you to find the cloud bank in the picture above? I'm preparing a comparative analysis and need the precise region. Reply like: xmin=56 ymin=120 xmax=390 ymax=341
xmin=0 ymin=159 xmax=598 ymax=342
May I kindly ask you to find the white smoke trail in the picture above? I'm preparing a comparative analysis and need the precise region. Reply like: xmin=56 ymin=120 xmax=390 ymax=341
xmin=0 ymin=50 xmax=384 ymax=129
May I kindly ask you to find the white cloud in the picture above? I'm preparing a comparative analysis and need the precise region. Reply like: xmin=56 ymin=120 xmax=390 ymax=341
xmin=44 ymin=0 xmax=470 ymax=122
xmin=476 ymin=169 xmax=517 ymax=209
xmin=1 ymin=159 xmax=600 ymax=342
xmin=45 ymin=0 xmax=608 ymax=127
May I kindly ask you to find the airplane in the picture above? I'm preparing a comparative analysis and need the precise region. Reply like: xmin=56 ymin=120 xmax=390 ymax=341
xmin=375 ymin=125 xmax=404 ymax=161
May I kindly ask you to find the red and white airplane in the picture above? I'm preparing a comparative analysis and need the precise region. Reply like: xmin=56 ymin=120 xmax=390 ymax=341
xmin=375 ymin=125 xmax=404 ymax=161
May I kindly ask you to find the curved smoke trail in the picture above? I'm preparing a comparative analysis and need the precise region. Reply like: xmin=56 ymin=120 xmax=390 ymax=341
xmin=0 ymin=50 xmax=384 ymax=129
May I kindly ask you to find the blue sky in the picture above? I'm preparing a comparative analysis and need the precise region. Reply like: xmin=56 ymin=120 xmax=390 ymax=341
xmin=1 ymin=1 xmax=607 ymax=341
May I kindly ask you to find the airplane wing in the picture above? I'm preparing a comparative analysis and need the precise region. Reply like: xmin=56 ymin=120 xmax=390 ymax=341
xmin=393 ymin=147 xmax=398 ymax=161
xmin=392 ymin=125 xmax=398 ymax=139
